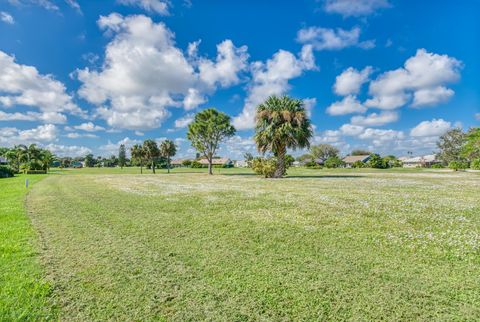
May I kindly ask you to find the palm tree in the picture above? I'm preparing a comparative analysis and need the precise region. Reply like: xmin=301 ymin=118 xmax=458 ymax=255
xmin=143 ymin=140 xmax=160 ymax=174
xmin=131 ymin=144 xmax=145 ymax=174
xmin=254 ymin=95 xmax=313 ymax=178
xmin=160 ymin=140 xmax=177 ymax=174
xmin=40 ymin=149 xmax=55 ymax=173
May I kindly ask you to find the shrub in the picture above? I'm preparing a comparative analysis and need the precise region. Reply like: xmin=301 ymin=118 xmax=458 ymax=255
xmin=431 ymin=164 xmax=444 ymax=169
xmin=471 ymin=159 xmax=480 ymax=170
xmin=351 ymin=161 xmax=365 ymax=168
xmin=368 ymin=154 xmax=389 ymax=169
xmin=0 ymin=165 xmax=15 ymax=178
xmin=191 ymin=160 xmax=203 ymax=168
xmin=182 ymin=160 xmax=192 ymax=167
xmin=305 ymin=160 xmax=321 ymax=169
xmin=252 ymin=157 xmax=277 ymax=178
xmin=448 ymin=161 xmax=468 ymax=171
xmin=324 ymin=156 xmax=344 ymax=168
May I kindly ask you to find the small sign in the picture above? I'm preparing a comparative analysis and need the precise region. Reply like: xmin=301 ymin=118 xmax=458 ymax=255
xmin=25 ymin=178 xmax=29 ymax=188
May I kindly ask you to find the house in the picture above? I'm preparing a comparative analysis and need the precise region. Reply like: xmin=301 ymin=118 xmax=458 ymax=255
xmin=234 ymin=160 xmax=248 ymax=168
xmin=0 ymin=156 xmax=7 ymax=165
xmin=171 ymin=159 xmax=189 ymax=167
xmin=402 ymin=154 xmax=440 ymax=168
xmin=342 ymin=155 xmax=371 ymax=168
xmin=198 ymin=158 xmax=233 ymax=167
xmin=71 ymin=161 xmax=83 ymax=168
xmin=299 ymin=158 xmax=325 ymax=166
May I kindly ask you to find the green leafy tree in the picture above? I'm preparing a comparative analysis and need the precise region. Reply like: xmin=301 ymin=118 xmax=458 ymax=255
xmin=187 ymin=108 xmax=236 ymax=175
xmin=324 ymin=156 xmax=344 ymax=168
xmin=310 ymin=144 xmax=339 ymax=160
xmin=285 ymin=154 xmax=295 ymax=167
xmin=131 ymin=144 xmax=145 ymax=174
xmin=142 ymin=140 xmax=160 ymax=174
xmin=437 ymin=128 xmax=466 ymax=165
xmin=461 ymin=127 xmax=480 ymax=160
xmin=449 ymin=160 xmax=468 ymax=171
xmin=351 ymin=149 xmax=371 ymax=156
xmin=254 ymin=96 xmax=313 ymax=178
xmin=84 ymin=154 xmax=96 ymax=167
xmin=118 ymin=144 xmax=126 ymax=169
xmin=368 ymin=154 xmax=388 ymax=169
xmin=160 ymin=140 xmax=177 ymax=174
xmin=40 ymin=149 xmax=55 ymax=172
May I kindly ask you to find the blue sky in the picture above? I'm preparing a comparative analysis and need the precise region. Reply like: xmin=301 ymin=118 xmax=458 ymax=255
xmin=0 ymin=0 xmax=479 ymax=158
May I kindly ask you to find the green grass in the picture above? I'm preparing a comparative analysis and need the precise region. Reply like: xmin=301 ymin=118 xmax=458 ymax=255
xmin=22 ymin=168 xmax=480 ymax=320
xmin=0 ymin=174 xmax=56 ymax=320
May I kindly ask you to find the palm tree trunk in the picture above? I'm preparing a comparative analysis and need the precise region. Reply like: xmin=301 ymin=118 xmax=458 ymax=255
xmin=273 ymin=148 xmax=286 ymax=178
xmin=167 ymin=157 xmax=170 ymax=174
xmin=140 ymin=164 xmax=143 ymax=174
xmin=152 ymin=159 xmax=155 ymax=174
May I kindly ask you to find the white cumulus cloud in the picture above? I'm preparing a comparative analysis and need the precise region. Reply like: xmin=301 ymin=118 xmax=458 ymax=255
xmin=1 ymin=11 xmax=14 ymax=24
xmin=350 ymin=111 xmax=399 ymax=126
xmin=334 ymin=66 xmax=372 ymax=96
xmin=365 ymin=49 xmax=462 ymax=110
xmin=323 ymin=0 xmax=391 ymax=17
xmin=118 ymin=0 xmax=169 ymax=15
xmin=326 ymin=95 xmax=367 ymax=115
xmin=233 ymin=45 xmax=316 ymax=130
xmin=297 ymin=27 xmax=374 ymax=51
xmin=410 ymin=118 xmax=452 ymax=137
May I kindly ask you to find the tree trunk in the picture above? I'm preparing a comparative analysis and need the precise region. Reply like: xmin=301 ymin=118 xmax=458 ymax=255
xmin=273 ymin=148 xmax=286 ymax=178
xmin=167 ymin=157 xmax=170 ymax=174
xmin=152 ymin=160 xmax=155 ymax=174
xmin=140 ymin=164 xmax=143 ymax=174
xmin=208 ymin=158 xmax=213 ymax=175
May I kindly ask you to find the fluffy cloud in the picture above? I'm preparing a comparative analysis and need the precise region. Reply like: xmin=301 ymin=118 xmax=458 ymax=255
xmin=0 ymin=110 xmax=67 ymax=123
xmin=350 ymin=111 xmax=399 ymax=126
xmin=72 ymin=122 xmax=105 ymax=132
xmin=174 ymin=113 xmax=194 ymax=128
xmin=297 ymin=27 xmax=374 ymax=51
xmin=118 ymin=0 xmax=169 ymax=15
xmin=233 ymin=45 xmax=316 ymax=130
xmin=0 ymin=124 xmax=58 ymax=145
xmin=0 ymin=51 xmax=83 ymax=121
xmin=323 ymin=0 xmax=391 ymax=17
xmin=326 ymin=95 xmax=367 ymax=115
xmin=45 ymin=143 xmax=91 ymax=157
xmin=334 ymin=66 xmax=372 ymax=96
xmin=76 ymin=14 xmax=248 ymax=130
xmin=98 ymin=137 xmax=142 ymax=156
xmin=198 ymin=40 xmax=249 ymax=88
xmin=339 ymin=123 xmax=365 ymax=136
xmin=1 ymin=12 xmax=14 ymax=24
xmin=366 ymin=49 xmax=462 ymax=109
xmin=65 ymin=132 xmax=98 ymax=139
xmin=410 ymin=118 xmax=451 ymax=137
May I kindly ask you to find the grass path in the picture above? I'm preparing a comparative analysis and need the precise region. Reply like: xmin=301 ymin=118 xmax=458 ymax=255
xmin=0 ymin=175 xmax=56 ymax=320
xmin=26 ymin=170 xmax=480 ymax=321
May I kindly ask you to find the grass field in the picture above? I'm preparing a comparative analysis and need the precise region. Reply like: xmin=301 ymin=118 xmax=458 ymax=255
xmin=2 ymin=167 xmax=480 ymax=320
xmin=0 ymin=174 xmax=56 ymax=320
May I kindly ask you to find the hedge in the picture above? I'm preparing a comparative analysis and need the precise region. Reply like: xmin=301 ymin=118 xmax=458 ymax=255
xmin=0 ymin=166 xmax=15 ymax=178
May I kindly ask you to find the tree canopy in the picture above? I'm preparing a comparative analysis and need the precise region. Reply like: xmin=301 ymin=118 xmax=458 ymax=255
xmin=187 ymin=108 xmax=235 ymax=175
xmin=254 ymin=95 xmax=313 ymax=178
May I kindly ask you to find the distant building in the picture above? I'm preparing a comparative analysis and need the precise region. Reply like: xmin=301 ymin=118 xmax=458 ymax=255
xmin=234 ymin=160 xmax=248 ymax=168
xmin=342 ymin=155 xmax=371 ymax=168
xmin=401 ymin=154 xmax=440 ymax=168
xmin=171 ymin=159 xmax=189 ymax=167
xmin=198 ymin=158 xmax=233 ymax=167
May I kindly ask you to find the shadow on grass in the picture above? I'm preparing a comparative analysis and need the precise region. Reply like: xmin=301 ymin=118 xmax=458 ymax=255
xmin=285 ymin=175 xmax=365 ymax=179
xmin=221 ymin=173 xmax=365 ymax=179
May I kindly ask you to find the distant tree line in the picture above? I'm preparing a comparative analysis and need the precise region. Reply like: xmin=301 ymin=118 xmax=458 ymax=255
xmin=0 ymin=144 xmax=55 ymax=177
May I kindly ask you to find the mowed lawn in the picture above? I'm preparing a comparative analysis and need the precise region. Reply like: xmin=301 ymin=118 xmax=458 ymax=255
xmin=0 ymin=174 xmax=56 ymax=320
xmin=21 ymin=168 xmax=480 ymax=320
